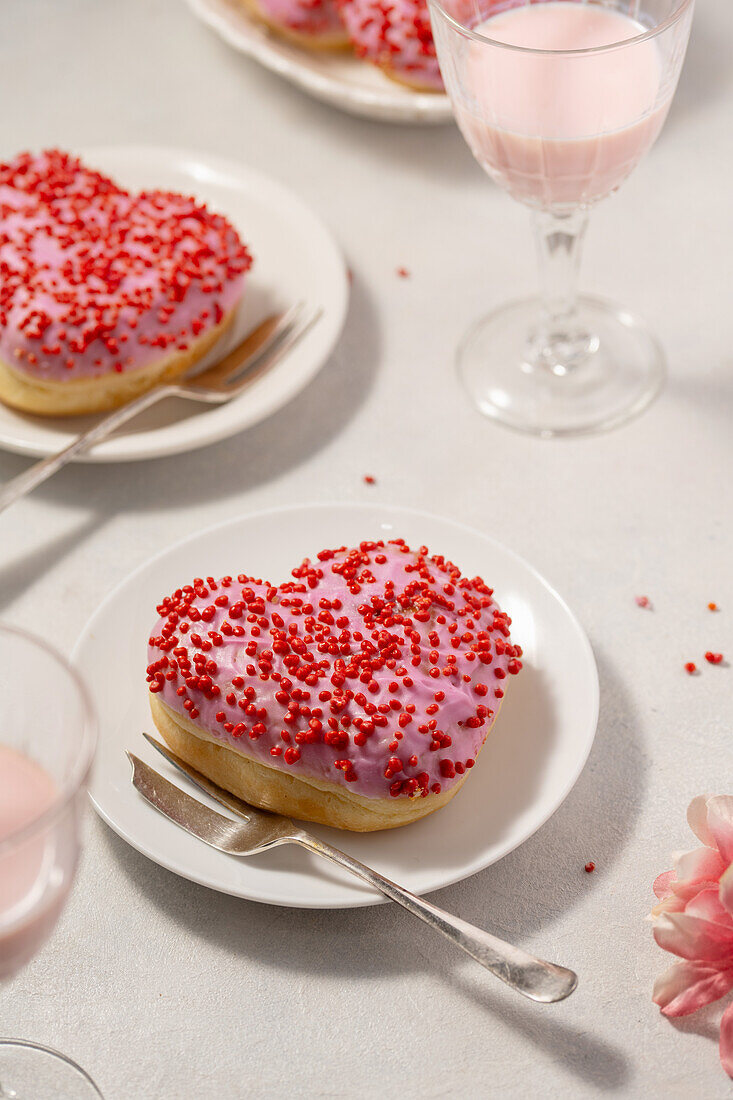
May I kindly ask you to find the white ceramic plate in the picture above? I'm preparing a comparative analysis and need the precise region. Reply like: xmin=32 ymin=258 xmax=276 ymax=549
xmin=0 ymin=146 xmax=348 ymax=463
xmin=77 ymin=503 xmax=599 ymax=909
xmin=187 ymin=0 xmax=453 ymax=124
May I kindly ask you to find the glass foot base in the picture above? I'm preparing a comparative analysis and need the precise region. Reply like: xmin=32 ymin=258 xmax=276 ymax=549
xmin=457 ymin=295 xmax=665 ymax=437
xmin=0 ymin=1039 xmax=103 ymax=1099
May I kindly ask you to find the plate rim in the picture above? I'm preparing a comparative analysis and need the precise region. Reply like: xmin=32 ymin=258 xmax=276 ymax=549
xmin=186 ymin=0 xmax=454 ymax=123
xmin=0 ymin=144 xmax=349 ymax=464
xmin=75 ymin=501 xmax=600 ymax=909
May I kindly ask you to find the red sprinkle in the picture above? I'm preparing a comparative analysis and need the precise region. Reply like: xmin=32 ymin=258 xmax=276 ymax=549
xmin=684 ymin=662 xmax=697 ymax=675
xmin=584 ymin=861 xmax=595 ymax=873
xmin=363 ymin=475 xmax=376 ymax=485
xmin=705 ymin=651 xmax=724 ymax=665
xmin=635 ymin=595 xmax=651 ymax=609
xmin=396 ymin=267 xmax=410 ymax=279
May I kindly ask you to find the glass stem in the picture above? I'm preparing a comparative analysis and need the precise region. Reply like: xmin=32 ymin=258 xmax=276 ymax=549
xmin=528 ymin=209 xmax=595 ymax=376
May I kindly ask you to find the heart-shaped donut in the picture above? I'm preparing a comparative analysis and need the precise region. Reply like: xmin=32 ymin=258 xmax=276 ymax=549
xmin=0 ymin=149 xmax=251 ymax=416
xmin=147 ymin=540 xmax=522 ymax=831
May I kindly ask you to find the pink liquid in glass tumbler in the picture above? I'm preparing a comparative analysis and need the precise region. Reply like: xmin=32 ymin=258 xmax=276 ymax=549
xmin=0 ymin=745 xmax=69 ymax=979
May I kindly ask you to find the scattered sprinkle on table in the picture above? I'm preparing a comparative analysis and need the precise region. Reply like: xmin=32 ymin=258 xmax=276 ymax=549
xmin=705 ymin=651 xmax=724 ymax=665
xmin=708 ymin=602 xmax=719 ymax=611
xmin=635 ymin=595 xmax=651 ymax=609
xmin=396 ymin=267 xmax=410 ymax=278
xmin=363 ymin=475 xmax=376 ymax=485
xmin=584 ymin=861 xmax=595 ymax=873
xmin=684 ymin=662 xmax=697 ymax=675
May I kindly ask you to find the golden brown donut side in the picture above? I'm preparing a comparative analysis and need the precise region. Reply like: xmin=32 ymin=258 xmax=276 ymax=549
xmin=0 ymin=310 xmax=237 ymax=417
xmin=149 ymin=694 xmax=476 ymax=831
xmin=378 ymin=63 xmax=445 ymax=93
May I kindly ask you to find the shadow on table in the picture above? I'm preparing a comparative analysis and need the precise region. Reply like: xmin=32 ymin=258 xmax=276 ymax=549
xmin=102 ymin=648 xmax=640 ymax=1090
xmin=0 ymin=271 xmax=380 ymax=517
xmin=0 ymin=512 xmax=107 ymax=615
xmin=312 ymin=111 xmax=478 ymax=191
xmin=664 ymin=362 xmax=733 ymax=429
xmin=451 ymin=971 xmax=631 ymax=1090
xmin=669 ymin=991 xmax=732 ymax=1044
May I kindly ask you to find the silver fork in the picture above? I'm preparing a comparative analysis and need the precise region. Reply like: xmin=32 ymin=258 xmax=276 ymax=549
xmin=0 ymin=302 xmax=320 ymax=514
xmin=130 ymin=735 xmax=578 ymax=1005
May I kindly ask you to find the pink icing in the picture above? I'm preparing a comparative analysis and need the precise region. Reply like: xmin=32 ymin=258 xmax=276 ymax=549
xmin=0 ymin=151 xmax=251 ymax=382
xmin=338 ymin=0 xmax=444 ymax=89
xmin=254 ymin=0 xmax=346 ymax=37
xmin=147 ymin=540 xmax=522 ymax=802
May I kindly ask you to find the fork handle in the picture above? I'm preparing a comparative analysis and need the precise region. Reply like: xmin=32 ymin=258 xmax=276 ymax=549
xmin=0 ymin=385 xmax=170 ymax=514
xmin=293 ymin=832 xmax=577 ymax=1003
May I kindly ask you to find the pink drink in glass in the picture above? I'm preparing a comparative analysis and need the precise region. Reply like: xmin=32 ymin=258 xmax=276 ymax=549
xmin=430 ymin=0 xmax=693 ymax=435
xmin=0 ymin=626 xmax=100 ymax=1096
xmin=455 ymin=2 xmax=669 ymax=208
xmin=0 ymin=746 xmax=73 ymax=979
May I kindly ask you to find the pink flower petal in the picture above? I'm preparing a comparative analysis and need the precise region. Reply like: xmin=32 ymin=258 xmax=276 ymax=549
xmin=654 ymin=912 xmax=733 ymax=963
xmin=721 ymin=865 xmax=733 ymax=919
xmin=653 ymin=960 xmax=733 ymax=1017
xmin=651 ymin=895 xmax=686 ymax=919
xmin=707 ymin=796 xmax=733 ymax=865
xmin=654 ymin=870 xmax=676 ymax=899
xmin=721 ymin=1000 xmax=733 ymax=1079
xmin=688 ymin=795 xmax=717 ymax=847
xmin=670 ymin=880 xmax=724 ymax=907
xmin=685 ymin=887 xmax=733 ymax=929
xmin=674 ymin=846 xmax=726 ymax=888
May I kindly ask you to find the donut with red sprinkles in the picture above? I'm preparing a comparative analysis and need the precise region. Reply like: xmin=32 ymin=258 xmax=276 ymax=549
xmin=338 ymin=0 xmax=443 ymax=91
xmin=0 ymin=149 xmax=252 ymax=416
xmin=146 ymin=539 xmax=522 ymax=831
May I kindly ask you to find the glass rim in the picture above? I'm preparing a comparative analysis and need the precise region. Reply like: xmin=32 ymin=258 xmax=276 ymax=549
xmin=0 ymin=622 xmax=97 ymax=853
xmin=0 ymin=1038 xmax=104 ymax=1097
xmin=427 ymin=0 xmax=695 ymax=56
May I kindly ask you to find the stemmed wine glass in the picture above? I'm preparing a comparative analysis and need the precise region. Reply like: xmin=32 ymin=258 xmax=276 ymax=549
xmin=0 ymin=624 xmax=101 ymax=1099
xmin=429 ymin=0 xmax=694 ymax=435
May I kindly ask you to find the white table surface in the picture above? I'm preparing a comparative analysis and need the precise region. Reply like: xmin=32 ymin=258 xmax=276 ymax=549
xmin=1 ymin=1 xmax=731 ymax=1096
